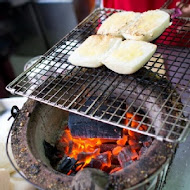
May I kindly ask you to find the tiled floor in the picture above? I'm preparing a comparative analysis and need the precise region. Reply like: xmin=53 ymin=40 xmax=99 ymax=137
xmin=163 ymin=135 xmax=190 ymax=190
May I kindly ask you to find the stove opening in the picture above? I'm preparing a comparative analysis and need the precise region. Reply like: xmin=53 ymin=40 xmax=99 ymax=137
xmin=12 ymin=100 xmax=176 ymax=190
xmin=44 ymin=111 xmax=152 ymax=175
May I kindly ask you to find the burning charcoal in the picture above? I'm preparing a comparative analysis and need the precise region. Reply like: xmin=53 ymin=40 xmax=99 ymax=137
xmin=56 ymin=156 xmax=78 ymax=174
xmin=128 ymin=139 xmax=138 ymax=146
xmin=56 ymin=128 xmax=73 ymax=155
xmin=128 ymin=130 xmax=139 ymax=139
xmin=87 ymin=158 xmax=102 ymax=169
xmin=116 ymin=135 xmax=128 ymax=146
xmin=96 ymin=151 xmax=111 ymax=167
xmin=111 ymin=155 xmax=120 ymax=165
xmin=77 ymin=152 xmax=90 ymax=161
xmin=68 ymin=97 xmax=125 ymax=139
xmin=143 ymin=136 xmax=152 ymax=147
xmin=103 ymin=165 xmax=121 ymax=174
xmin=131 ymin=149 xmax=139 ymax=160
xmin=118 ymin=146 xmax=134 ymax=168
xmin=109 ymin=167 xmax=122 ymax=174
xmin=100 ymin=143 xmax=117 ymax=153
xmin=77 ymin=149 xmax=99 ymax=162
xmin=87 ymin=151 xmax=112 ymax=170
xmin=112 ymin=146 xmax=123 ymax=156
xmin=68 ymin=112 xmax=122 ymax=139
xmin=130 ymin=144 xmax=141 ymax=151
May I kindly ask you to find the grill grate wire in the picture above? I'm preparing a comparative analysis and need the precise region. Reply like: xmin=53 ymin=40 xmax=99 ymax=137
xmin=6 ymin=8 xmax=190 ymax=143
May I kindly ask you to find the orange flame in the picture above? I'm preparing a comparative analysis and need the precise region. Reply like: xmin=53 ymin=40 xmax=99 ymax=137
xmin=60 ymin=129 xmax=103 ymax=167
xmin=58 ymin=112 xmax=149 ymax=175
xmin=112 ymin=146 xmax=123 ymax=156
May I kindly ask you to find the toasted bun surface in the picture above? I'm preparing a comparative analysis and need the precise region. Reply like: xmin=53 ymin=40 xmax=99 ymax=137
xmin=121 ymin=10 xmax=170 ymax=41
xmin=68 ymin=35 xmax=122 ymax=68
xmin=97 ymin=12 xmax=140 ymax=37
xmin=102 ymin=40 xmax=157 ymax=74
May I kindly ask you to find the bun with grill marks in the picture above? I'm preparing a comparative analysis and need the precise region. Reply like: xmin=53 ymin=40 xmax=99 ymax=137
xmin=102 ymin=40 xmax=157 ymax=74
xmin=68 ymin=35 xmax=122 ymax=68
xmin=121 ymin=9 xmax=170 ymax=42
xmin=97 ymin=11 xmax=140 ymax=38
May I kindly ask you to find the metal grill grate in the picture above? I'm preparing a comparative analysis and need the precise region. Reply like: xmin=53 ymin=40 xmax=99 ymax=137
xmin=7 ymin=8 xmax=190 ymax=143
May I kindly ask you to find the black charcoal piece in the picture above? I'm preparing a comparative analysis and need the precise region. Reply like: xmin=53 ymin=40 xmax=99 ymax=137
xmin=118 ymin=146 xmax=133 ymax=168
xmin=68 ymin=97 xmax=124 ymax=139
xmin=139 ymin=135 xmax=152 ymax=145
xmin=56 ymin=156 xmax=78 ymax=174
xmin=87 ymin=158 xmax=102 ymax=169
xmin=68 ymin=113 xmax=122 ymax=139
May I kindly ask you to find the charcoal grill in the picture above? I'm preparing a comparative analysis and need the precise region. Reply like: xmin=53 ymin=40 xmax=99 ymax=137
xmin=9 ymin=99 xmax=176 ymax=190
xmin=6 ymin=8 xmax=190 ymax=143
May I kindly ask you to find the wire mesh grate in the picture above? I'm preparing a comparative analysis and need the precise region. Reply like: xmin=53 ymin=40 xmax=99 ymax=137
xmin=6 ymin=8 xmax=190 ymax=143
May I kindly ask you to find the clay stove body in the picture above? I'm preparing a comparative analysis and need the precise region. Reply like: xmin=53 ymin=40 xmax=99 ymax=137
xmin=11 ymin=99 xmax=175 ymax=190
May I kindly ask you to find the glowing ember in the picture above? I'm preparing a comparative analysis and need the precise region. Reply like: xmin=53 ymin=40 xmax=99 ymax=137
xmin=57 ymin=112 xmax=151 ymax=175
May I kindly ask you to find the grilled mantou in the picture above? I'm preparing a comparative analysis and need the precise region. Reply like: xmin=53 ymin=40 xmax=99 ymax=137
xmin=121 ymin=9 xmax=170 ymax=41
xmin=97 ymin=12 xmax=140 ymax=37
xmin=102 ymin=40 xmax=157 ymax=74
xmin=68 ymin=35 xmax=122 ymax=68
